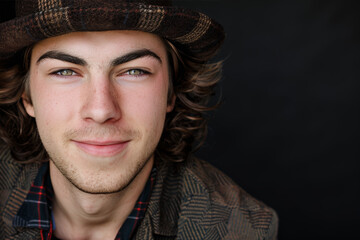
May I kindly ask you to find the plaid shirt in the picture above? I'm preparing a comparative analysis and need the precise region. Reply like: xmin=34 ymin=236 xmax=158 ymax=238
xmin=12 ymin=162 xmax=156 ymax=240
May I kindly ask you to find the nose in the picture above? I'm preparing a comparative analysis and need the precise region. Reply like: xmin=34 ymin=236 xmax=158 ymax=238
xmin=81 ymin=76 xmax=121 ymax=123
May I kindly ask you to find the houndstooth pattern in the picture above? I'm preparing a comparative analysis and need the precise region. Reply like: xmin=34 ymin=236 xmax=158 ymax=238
xmin=1 ymin=143 xmax=278 ymax=240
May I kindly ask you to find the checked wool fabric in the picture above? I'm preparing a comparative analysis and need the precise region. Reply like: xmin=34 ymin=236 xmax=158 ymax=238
xmin=12 ymin=164 xmax=53 ymax=231
xmin=0 ymin=0 xmax=225 ymax=60
xmin=0 ymin=143 xmax=278 ymax=239
xmin=11 ymin=162 xmax=156 ymax=240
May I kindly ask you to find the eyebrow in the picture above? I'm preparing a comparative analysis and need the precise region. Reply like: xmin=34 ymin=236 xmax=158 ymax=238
xmin=111 ymin=49 xmax=162 ymax=67
xmin=36 ymin=49 xmax=162 ymax=67
xmin=37 ymin=51 xmax=87 ymax=66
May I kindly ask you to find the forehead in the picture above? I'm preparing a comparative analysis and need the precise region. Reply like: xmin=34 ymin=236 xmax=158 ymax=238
xmin=31 ymin=30 xmax=168 ymax=62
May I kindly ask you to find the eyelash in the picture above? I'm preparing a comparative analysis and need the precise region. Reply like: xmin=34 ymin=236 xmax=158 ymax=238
xmin=51 ymin=69 xmax=78 ymax=76
xmin=121 ymin=69 xmax=150 ymax=77
xmin=50 ymin=69 xmax=150 ymax=77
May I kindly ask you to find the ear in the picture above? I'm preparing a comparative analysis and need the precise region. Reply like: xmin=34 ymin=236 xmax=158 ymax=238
xmin=22 ymin=92 xmax=35 ymax=117
xmin=166 ymin=95 xmax=176 ymax=113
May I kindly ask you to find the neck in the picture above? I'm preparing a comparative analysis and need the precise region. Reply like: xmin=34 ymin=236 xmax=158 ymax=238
xmin=49 ymin=158 xmax=153 ymax=240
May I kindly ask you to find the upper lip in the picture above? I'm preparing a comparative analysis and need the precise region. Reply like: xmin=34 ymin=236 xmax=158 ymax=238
xmin=72 ymin=140 xmax=129 ymax=146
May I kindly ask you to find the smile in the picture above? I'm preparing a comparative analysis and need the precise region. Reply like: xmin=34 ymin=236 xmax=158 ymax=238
xmin=72 ymin=140 xmax=129 ymax=157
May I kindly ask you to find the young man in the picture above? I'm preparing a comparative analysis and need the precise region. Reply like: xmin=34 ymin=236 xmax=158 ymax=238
xmin=0 ymin=0 xmax=278 ymax=239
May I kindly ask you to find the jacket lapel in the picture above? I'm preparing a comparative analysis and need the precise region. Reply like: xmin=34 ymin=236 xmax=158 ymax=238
xmin=135 ymin=161 xmax=179 ymax=239
xmin=0 ymin=146 xmax=40 ymax=238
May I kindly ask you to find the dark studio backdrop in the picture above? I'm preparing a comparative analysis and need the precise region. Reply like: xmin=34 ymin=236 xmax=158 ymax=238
xmin=1 ymin=0 xmax=359 ymax=239
xmin=176 ymin=0 xmax=360 ymax=239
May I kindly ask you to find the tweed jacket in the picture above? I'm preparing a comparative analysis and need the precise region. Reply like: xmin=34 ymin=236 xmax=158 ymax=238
xmin=0 ymin=145 xmax=278 ymax=240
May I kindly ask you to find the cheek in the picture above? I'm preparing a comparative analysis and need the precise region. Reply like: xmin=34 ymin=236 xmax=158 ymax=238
xmin=30 ymin=83 xmax=77 ymax=128
xmin=33 ymin=96 xmax=63 ymax=132
xmin=123 ymin=79 xmax=169 ymax=128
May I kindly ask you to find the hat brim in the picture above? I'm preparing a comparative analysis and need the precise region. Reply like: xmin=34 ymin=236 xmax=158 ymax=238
xmin=0 ymin=2 xmax=224 ymax=59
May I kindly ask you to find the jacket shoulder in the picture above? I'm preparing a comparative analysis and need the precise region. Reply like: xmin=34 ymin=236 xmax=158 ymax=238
xmin=0 ymin=144 xmax=22 ymax=190
xmin=180 ymin=158 xmax=278 ymax=240
xmin=0 ymin=143 xmax=41 ymax=240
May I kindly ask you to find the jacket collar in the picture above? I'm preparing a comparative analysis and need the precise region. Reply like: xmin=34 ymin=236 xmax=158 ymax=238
xmin=1 ymin=160 xmax=40 ymax=228
xmin=1 ymin=153 xmax=198 ymax=239
xmin=135 ymin=161 xmax=181 ymax=238
xmin=135 ymin=159 xmax=205 ymax=239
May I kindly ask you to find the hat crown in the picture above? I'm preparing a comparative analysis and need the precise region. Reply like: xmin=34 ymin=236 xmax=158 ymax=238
xmin=16 ymin=0 xmax=172 ymax=17
xmin=1 ymin=0 xmax=224 ymax=60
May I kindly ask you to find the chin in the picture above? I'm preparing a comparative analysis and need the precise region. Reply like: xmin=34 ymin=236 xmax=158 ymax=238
xmin=70 ymin=172 xmax=138 ymax=195
xmin=51 ymin=152 xmax=153 ymax=195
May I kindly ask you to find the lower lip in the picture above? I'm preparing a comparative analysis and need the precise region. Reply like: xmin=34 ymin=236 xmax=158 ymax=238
xmin=73 ymin=141 xmax=129 ymax=157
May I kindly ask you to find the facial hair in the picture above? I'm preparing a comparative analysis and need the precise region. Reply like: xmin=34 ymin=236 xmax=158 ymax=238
xmin=45 ymin=125 xmax=155 ymax=195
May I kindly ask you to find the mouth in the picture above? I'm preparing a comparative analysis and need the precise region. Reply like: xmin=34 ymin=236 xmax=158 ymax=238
xmin=72 ymin=140 xmax=129 ymax=157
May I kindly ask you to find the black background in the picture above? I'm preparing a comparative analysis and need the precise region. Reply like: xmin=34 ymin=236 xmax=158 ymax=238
xmin=177 ymin=0 xmax=360 ymax=239
xmin=1 ymin=0 xmax=360 ymax=239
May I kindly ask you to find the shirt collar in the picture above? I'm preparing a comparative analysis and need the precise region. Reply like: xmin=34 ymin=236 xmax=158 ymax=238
xmin=13 ymin=162 xmax=157 ymax=240
xmin=12 ymin=162 xmax=53 ymax=229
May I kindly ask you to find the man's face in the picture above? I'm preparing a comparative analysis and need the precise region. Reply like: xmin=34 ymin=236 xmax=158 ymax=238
xmin=23 ymin=30 xmax=174 ymax=194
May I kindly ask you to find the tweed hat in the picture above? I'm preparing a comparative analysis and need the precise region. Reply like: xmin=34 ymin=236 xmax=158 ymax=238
xmin=0 ymin=0 xmax=224 ymax=60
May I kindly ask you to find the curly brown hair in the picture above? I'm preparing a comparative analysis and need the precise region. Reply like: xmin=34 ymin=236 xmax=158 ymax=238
xmin=0 ymin=39 xmax=222 ymax=164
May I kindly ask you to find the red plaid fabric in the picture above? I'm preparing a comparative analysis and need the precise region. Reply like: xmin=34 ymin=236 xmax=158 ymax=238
xmin=13 ymin=162 xmax=156 ymax=240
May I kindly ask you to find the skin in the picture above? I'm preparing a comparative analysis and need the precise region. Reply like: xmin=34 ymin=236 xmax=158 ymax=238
xmin=23 ymin=30 xmax=175 ymax=239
